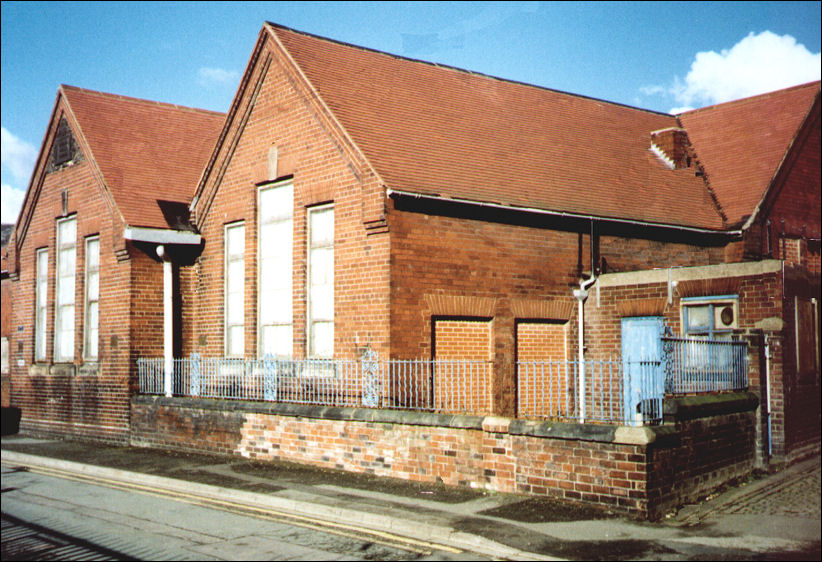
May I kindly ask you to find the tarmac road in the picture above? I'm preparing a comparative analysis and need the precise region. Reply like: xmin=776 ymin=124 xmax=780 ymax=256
xmin=1 ymin=464 xmax=480 ymax=561
xmin=2 ymin=435 xmax=820 ymax=561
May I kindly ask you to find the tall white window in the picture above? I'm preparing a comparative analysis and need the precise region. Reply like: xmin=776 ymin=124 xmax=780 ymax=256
xmin=54 ymin=217 xmax=76 ymax=361
xmin=225 ymin=222 xmax=245 ymax=357
xmin=84 ymin=236 xmax=100 ymax=360
xmin=308 ymin=205 xmax=334 ymax=358
xmin=35 ymin=248 xmax=49 ymax=361
xmin=258 ymin=182 xmax=293 ymax=357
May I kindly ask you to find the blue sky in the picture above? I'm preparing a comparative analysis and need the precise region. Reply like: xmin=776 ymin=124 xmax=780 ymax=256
xmin=2 ymin=1 xmax=820 ymax=223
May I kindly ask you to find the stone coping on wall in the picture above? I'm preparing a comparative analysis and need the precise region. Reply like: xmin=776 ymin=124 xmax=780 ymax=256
xmin=131 ymin=395 xmax=486 ymax=430
xmin=133 ymin=394 xmax=750 ymax=446
xmin=663 ymin=391 xmax=759 ymax=421
xmin=596 ymin=259 xmax=782 ymax=287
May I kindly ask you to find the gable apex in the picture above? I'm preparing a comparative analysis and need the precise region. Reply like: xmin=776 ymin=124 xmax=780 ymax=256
xmin=13 ymin=87 xmax=115 ymax=252
xmin=47 ymin=116 xmax=85 ymax=172
xmin=58 ymin=84 xmax=225 ymax=231
xmin=192 ymin=24 xmax=385 ymax=228
xmin=14 ymin=85 xmax=225 ymax=252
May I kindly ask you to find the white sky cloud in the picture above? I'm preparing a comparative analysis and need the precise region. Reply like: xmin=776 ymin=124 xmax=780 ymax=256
xmin=2 ymin=183 xmax=25 ymax=224
xmin=668 ymin=106 xmax=695 ymax=115
xmin=197 ymin=67 xmax=240 ymax=87
xmin=672 ymin=31 xmax=821 ymax=108
xmin=1 ymin=127 xmax=36 ymax=225
xmin=1 ymin=126 xmax=37 ymax=183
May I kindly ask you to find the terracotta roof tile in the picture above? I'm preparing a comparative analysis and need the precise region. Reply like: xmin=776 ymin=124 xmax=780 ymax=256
xmin=677 ymin=81 xmax=820 ymax=228
xmin=269 ymin=24 xmax=725 ymax=230
xmin=61 ymin=86 xmax=225 ymax=230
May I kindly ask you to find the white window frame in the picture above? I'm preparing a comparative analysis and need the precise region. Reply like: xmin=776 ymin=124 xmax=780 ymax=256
xmin=307 ymin=204 xmax=334 ymax=358
xmin=681 ymin=295 xmax=739 ymax=340
xmin=35 ymin=247 xmax=49 ymax=362
xmin=54 ymin=216 xmax=76 ymax=362
xmin=224 ymin=222 xmax=245 ymax=357
xmin=84 ymin=236 xmax=100 ymax=360
xmin=1 ymin=337 xmax=8 ymax=375
xmin=257 ymin=180 xmax=293 ymax=358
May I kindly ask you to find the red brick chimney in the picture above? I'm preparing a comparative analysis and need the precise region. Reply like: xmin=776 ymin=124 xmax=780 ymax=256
xmin=650 ymin=127 xmax=691 ymax=170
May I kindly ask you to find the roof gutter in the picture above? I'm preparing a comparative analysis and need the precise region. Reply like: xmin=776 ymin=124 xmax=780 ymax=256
xmin=123 ymin=226 xmax=201 ymax=245
xmin=386 ymin=189 xmax=742 ymax=237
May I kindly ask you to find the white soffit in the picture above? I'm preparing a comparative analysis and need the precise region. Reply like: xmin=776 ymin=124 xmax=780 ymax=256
xmin=123 ymin=226 xmax=201 ymax=245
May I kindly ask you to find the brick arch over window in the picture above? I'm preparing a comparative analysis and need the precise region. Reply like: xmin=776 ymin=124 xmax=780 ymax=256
xmin=616 ymin=297 xmax=668 ymax=318
xmin=677 ymin=278 xmax=742 ymax=299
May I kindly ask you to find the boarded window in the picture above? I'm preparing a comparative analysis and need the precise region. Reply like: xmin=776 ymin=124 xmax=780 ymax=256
xmin=433 ymin=318 xmax=492 ymax=413
xmin=516 ymin=321 xmax=569 ymax=419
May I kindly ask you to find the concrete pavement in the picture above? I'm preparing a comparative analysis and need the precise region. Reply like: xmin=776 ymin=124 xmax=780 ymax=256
xmin=2 ymin=434 xmax=820 ymax=560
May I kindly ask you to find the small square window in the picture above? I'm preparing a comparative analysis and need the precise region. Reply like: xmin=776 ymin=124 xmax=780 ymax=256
xmin=681 ymin=296 xmax=738 ymax=340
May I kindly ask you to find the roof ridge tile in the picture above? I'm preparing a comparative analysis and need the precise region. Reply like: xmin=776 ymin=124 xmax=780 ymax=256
xmin=60 ymin=84 xmax=225 ymax=117
xmin=266 ymin=21 xmax=674 ymax=118
xmin=677 ymin=80 xmax=820 ymax=116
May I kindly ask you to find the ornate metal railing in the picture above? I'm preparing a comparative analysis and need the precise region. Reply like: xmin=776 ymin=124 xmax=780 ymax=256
xmin=662 ymin=336 xmax=748 ymax=394
xmin=517 ymin=338 xmax=748 ymax=426
xmin=137 ymin=351 xmax=493 ymax=415
xmin=139 ymin=338 xmax=747 ymax=425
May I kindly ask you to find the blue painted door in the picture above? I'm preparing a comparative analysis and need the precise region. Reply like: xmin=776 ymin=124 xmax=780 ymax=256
xmin=621 ymin=316 xmax=664 ymax=425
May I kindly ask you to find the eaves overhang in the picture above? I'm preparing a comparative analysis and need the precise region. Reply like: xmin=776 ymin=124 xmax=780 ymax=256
xmin=123 ymin=226 xmax=201 ymax=245
xmin=387 ymin=189 xmax=740 ymax=237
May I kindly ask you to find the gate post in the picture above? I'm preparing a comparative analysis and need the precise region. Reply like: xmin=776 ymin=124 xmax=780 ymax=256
xmin=263 ymin=354 xmax=277 ymax=402
xmin=190 ymin=352 xmax=201 ymax=397
xmin=361 ymin=347 xmax=380 ymax=407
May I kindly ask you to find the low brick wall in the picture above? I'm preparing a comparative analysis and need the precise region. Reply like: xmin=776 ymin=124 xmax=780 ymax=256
xmin=131 ymin=392 xmax=758 ymax=520
xmin=16 ymin=364 xmax=131 ymax=445
xmin=649 ymin=393 xmax=760 ymax=518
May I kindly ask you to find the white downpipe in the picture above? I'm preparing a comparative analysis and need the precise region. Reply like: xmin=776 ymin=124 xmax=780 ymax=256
xmin=575 ymin=291 xmax=586 ymax=423
xmin=157 ymin=245 xmax=173 ymax=398
xmin=573 ymin=276 xmax=597 ymax=423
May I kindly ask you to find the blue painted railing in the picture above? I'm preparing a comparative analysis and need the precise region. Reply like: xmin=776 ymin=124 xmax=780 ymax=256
xmin=662 ymin=336 xmax=748 ymax=394
xmin=138 ymin=337 xmax=747 ymax=426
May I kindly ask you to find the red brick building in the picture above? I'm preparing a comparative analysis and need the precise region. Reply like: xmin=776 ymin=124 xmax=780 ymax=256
xmin=182 ymin=22 xmax=819 ymax=465
xmin=2 ymin=224 xmax=13 ymax=408
xmin=6 ymin=86 xmax=224 ymax=442
xmin=9 ymin=23 xmax=820 ymax=517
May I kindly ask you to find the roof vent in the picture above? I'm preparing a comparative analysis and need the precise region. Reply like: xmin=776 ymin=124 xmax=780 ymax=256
xmin=48 ymin=117 xmax=84 ymax=172
xmin=650 ymin=127 xmax=691 ymax=170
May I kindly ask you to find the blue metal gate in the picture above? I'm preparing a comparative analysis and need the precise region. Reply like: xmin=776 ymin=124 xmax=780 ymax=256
xmin=621 ymin=316 xmax=665 ymax=425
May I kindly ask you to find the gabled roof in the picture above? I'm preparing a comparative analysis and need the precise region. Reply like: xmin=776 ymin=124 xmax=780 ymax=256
xmin=198 ymin=23 xmax=818 ymax=235
xmin=42 ymin=86 xmax=225 ymax=231
xmin=678 ymin=81 xmax=820 ymax=229
xmin=265 ymin=23 xmax=726 ymax=231
xmin=18 ymin=85 xmax=225 ymax=231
